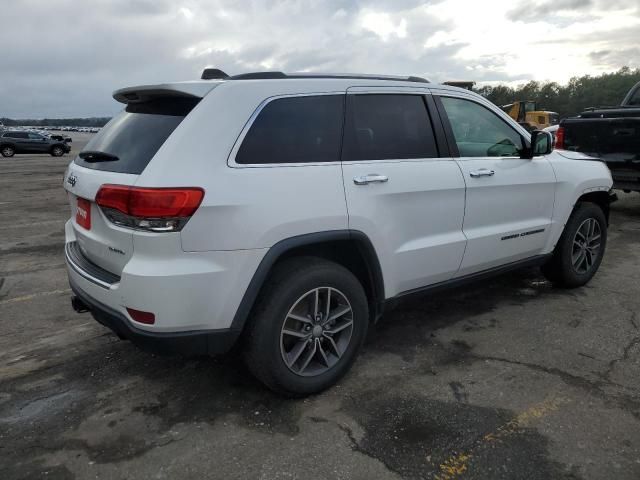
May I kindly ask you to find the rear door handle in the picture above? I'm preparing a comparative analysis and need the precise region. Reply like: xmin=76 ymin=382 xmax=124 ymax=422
xmin=353 ymin=174 xmax=389 ymax=185
xmin=469 ymin=169 xmax=495 ymax=178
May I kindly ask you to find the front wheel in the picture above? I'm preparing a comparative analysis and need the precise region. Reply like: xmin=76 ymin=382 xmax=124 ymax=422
xmin=243 ymin=257 xmax=368 ymax=396
xmin=541 ymin=202 xmax=607 ymax=288
xmin=51 ymin=146 xmax=65 ymax=157
xmin=1 ymin=146 xmax=15 ymax=157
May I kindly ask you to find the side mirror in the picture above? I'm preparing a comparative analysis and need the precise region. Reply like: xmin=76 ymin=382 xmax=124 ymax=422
xmin=524 ymin=130 xmax=553 ymax=159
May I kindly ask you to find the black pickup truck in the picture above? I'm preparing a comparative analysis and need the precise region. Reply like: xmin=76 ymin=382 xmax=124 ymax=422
xmin=558 ymin=81 xmax=640 ymax=192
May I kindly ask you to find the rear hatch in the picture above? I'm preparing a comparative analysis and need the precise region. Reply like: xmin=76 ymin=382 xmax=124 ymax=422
xmin=64 ymin=94 xmax=202 ymax=276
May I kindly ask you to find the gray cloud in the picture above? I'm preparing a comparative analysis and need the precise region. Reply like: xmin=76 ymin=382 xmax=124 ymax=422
xmin=590 ymin=48 xmax=640 ymax=69
xmin=507 ymin=0 xmax=592 ymax=23
xmin=0 ymin=0 xmax=637 ymax=117
xmin=507 ymin=0 xmax=639 ymax=23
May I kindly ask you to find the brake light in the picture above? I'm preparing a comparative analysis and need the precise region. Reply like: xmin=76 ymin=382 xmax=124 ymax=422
xmin=96 ymin=185 xmax=204 ymax=232
xmin=555 ymin=126 xmax=565 ymax=149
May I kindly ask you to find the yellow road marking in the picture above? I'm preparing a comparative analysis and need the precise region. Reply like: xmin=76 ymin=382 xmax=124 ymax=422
xmin=0 ymin=289 xmax=71 ymax=305
xmin=434 ymin=397 xmax=569 ymax=480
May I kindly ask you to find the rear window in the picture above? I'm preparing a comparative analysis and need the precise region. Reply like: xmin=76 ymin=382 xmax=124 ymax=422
xmin=74 ymin=97 xmax=199 ymax=174
xmin=236 ymin=95 xmax=344 ymax=164
xmin=343 ymin=94 xmax=438 ymax=160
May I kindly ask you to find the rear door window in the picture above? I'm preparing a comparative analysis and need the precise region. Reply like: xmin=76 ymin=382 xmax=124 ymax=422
xmin=343 ymin=94 xmax=438 ymax=161
xmin=74 ymin=97 xmax=199 ymax=174
xmin=5 ymin=132 xmax=28 ymax=139
xmin=236 ymin=95 xmax=344 ymax=164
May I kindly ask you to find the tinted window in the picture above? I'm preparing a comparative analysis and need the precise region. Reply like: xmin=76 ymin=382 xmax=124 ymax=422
xmin=5 ymin=132 xmax=28 ymax=139
xmin=343 ymin=94 xmax=437 ymax=160
xmin=236 ymin=95 xmax=344 ymax=164
xmin=75 ymin=97 xmax=198 ymax=174
xmin=28 ymin=133 xmax=44 ymax=140
xmin=440 ymin=97 xmax=523 ymax=157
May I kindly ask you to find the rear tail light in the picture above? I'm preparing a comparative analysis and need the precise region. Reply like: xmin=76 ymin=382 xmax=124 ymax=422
xmin=96 ymin=185 xmax=204 ymax=232
xmin=555 ymin=126 xmax=565 ymax=149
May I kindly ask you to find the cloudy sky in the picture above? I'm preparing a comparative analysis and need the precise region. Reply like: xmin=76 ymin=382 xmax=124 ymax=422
xmin=1 ymin=0 xmax=639 ymax=118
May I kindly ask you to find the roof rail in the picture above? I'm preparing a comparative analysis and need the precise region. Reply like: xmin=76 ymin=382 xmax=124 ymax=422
xmin=201 ymin=69 xmax=430 ymax=83
xmin=231 ymin=71 xmax=287 ymax=80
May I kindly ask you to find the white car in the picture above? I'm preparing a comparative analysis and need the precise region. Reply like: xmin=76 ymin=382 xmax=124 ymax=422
xmin=64 ymin=70 xmax=613 ymax=395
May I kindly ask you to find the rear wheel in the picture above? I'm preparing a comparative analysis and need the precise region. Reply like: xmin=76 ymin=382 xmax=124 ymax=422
xmin=51 ymin=146 xmax=65 ymax=157
xmin=541 ymin=202 xmax=607 ymax=288
xmin=1 ymin=146 xmax=15 ymax=157
xmin=243 ymin=257 xmax=368 ymax=396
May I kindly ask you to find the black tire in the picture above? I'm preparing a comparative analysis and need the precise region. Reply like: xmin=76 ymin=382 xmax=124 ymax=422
xmin=1 ymin=145 xmax=15 ymax=157
xmin=541 ymin=202 xmax=607 ymax=288
xmin=243 ymin=256 xmax=368 ymax=396
xmin=51 ymin=146 xmax=65 ymax=157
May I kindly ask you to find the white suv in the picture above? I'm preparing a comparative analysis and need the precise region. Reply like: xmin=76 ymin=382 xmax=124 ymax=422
xmin=64 ymin=70 xmax=613 ymax=395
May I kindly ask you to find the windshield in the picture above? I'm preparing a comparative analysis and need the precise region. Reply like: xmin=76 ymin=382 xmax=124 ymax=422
xmin=74 ymin=97 xmax=199 ymax=174
xmin=628 ymin=88 xmax=640 ymax=106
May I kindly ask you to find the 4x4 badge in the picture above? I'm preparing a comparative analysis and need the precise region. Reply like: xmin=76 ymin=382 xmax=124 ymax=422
xmin=67 ymin=174 xmax=77 ymax=187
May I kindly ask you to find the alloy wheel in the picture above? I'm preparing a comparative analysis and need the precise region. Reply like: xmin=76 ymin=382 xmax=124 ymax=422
xmin=572 ymin=217 xmax=601 ymax=274
xmin=280 ymin=287 xmax=354 ymax=377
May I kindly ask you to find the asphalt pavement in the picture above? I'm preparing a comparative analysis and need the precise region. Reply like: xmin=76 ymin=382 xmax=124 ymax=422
xmin=1 ymin=133 xmax=639 ymax=479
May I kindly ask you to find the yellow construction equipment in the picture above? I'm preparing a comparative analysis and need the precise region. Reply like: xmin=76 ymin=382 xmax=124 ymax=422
xmin=501 ymin=101 xmax=559 ymax=131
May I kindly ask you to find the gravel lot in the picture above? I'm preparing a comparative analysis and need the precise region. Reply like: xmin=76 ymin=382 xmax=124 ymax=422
xmin=1 ymin=132 xmax=639 ymax=479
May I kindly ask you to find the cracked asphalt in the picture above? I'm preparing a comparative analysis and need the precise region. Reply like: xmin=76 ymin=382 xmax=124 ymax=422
xmin=1 ymin=133 xmax=639 ymax=479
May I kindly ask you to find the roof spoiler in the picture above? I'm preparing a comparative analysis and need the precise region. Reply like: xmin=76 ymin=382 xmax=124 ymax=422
xmin=113 ymin=82 xmax=219 ymax=104
xmin=201 ymin=68 xmax=229 ymax=80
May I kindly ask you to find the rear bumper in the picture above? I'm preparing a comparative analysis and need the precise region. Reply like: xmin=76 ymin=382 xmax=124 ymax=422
xmin=70 ymin=277 xmax=240 ymax=355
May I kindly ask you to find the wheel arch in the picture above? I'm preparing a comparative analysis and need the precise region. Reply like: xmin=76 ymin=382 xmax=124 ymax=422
xmin=576 ymin=190 xmax=612 ymax=224
xmin=230 ymin=230 xmax=385 ymax=338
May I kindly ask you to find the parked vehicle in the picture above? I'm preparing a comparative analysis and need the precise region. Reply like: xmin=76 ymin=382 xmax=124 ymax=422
xmin=543 ymin=124 xmax=560 ymax=145
xmin=557 ymin=81 xmax=640 ymax=192
xmin=1 ymin=130 xmax=71 ymax=157
xmin=65 ymin=70 xmax=613 ymax=395
xmin=49 ymin=133 xmax=72 ymax=143
xmin=502 ymin=100 xmax=559 ymax=131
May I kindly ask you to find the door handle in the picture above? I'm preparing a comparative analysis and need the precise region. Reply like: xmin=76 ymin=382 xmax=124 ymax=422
xmin=469 ymin=169 xmax=495 ymax=178
xmin=353 ymin=174 xmax=389 ymax=185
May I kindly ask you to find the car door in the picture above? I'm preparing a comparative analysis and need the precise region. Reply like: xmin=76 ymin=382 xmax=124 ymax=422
xmin=433 ymin=92 xmax=556 ymax=276
xmin=341 ymin=89 xmax=467 ymax=298
xmin=8 ymin=132 xmax=29 ymax=151
xmin=28 ymin=133 xmax=48 ymax=152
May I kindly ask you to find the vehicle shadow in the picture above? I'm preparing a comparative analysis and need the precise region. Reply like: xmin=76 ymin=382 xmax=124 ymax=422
xmin=365 ymin=266 xmax=558 ymax=361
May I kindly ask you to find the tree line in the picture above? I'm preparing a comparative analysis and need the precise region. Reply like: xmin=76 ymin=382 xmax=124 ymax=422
xmin=475 ymin=67 xmax=640 ymax=118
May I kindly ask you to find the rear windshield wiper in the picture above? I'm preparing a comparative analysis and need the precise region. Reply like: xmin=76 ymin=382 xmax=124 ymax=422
xmin=78 ymin=151 xmax=119 ymax=162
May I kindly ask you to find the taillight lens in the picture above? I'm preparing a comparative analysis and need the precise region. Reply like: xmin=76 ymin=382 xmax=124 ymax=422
xmin=555 ymin=126 xmax=565 ymax=149
xmin=96 ymin=185 xmax=204 ymax=232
